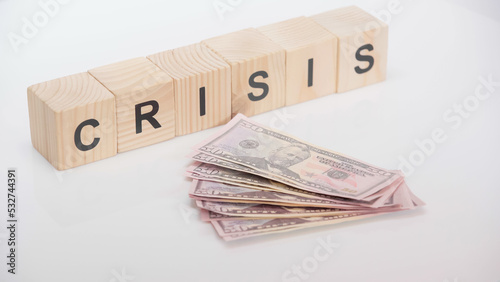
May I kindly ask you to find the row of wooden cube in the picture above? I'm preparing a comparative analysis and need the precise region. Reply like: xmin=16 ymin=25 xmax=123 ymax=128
xmin=27 ymin=6 xmax=388 ymax=170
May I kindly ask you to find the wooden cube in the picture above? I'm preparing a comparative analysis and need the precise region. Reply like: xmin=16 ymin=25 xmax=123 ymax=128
xmin=148 ymin=43 xmax=231 ymax=136
xmin=258 ymin=17 xmax=337 ymax=106
xmin=27 ymin=73 xmax=117 ymax=170
xmin=202 ymin=28 xmax=286 ymax=117
xmin=311 ymin=6 xmax=388 ymax=92
xmin=89 ymin=58 xmax=175 ymax=152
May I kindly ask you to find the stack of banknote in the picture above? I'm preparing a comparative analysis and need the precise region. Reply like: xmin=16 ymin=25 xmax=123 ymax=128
xmin=186 ymin=114 xmax=425 ymax=241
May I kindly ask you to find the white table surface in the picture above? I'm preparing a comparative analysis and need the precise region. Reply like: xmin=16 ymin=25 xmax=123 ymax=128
xmin=1 ymin=0 xmax=499 ymax=281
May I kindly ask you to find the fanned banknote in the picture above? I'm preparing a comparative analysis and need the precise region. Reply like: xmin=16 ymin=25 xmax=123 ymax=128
xmin=186 ymin=114 xmax=425 ymax=240
xmin=192 ymin=114 xmax=402 ymax=200
xmin=197 ymin=201 xmax=402 ymax=220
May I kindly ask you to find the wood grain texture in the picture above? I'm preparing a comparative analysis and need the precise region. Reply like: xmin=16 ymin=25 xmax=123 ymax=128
xmin=89 ymin=57 xmax=175 ymax=152
xmin=148 ymin=43 xmax=231 ymax=136
xmin=311 ymin=6 xmax=388 ymax=92
xmin=27 ymin=72 xmax=117 ymax=170
xmin=202 ymin=28 xmax=286 ymax=117
xmin=258 ymin=17 xmax=337 ymax=106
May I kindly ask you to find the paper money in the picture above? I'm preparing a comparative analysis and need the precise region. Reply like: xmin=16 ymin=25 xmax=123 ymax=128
xmin=197 ymin=200 xmax=402 ymax=219
xmin=185 ymin=114 xmax=425 ymax=241
xmin=211 ymin=212 xmax=386 ymax=241
xmin=189 ymin=151 xmax=401 ymax=208
xmin=193 ymin=114 xmax=402 ymax=200
xmin=188 ymin=163 xmax=415 ymax=209
xmin=187 ymin=160 xmax=383 ymax=206
xmin=189 ymin=179 xmax=358 ymax=209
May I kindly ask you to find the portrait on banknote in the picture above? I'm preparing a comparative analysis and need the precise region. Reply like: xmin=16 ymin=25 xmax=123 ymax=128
xmin=236 ymin=143 xmax=311 ymax=179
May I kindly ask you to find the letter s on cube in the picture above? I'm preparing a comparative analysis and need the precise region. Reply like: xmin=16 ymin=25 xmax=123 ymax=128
xmin=27 ymin=72 xmax=117 ymax=170
xmin=311 ymin=6 xmax=388 ymax=92
xmin=202 ymin=28 xmax=286 ymax=117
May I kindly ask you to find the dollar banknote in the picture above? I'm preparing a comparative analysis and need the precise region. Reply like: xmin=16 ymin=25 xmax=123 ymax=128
xmin=187 ymin=160 xmax=382 ymax=206
xmin=186 ymin=114 xmax=425 ymax=241
xmin=187 ymin=161 xmax=418 ymax=208
xmin=189 ymin=179 xmax=358 ymax=209
xmin=188 ymin=152 xmax=426 ymax=208
xmin=193 ymin=114 xmax=403 ymax=200
xmin=211 ymin=212 xmax=387 ymax=241
xmin=197 ymin=200 xmax=402 ymax=220
xmin=190 ymin=178 xmax=419 ymax=210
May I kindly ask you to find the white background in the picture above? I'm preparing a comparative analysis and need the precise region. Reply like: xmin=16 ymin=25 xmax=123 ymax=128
xmin=1 ymin=0 xmax=500 ymax=281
